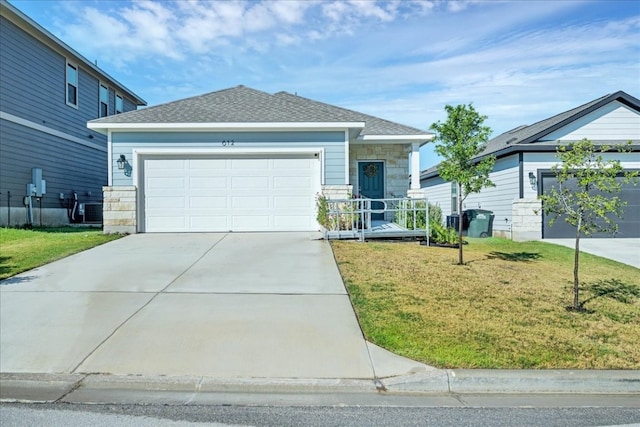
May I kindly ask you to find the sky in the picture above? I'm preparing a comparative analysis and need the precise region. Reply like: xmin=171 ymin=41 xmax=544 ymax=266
xmin=9 ymin=0 xmax=640 ymax=169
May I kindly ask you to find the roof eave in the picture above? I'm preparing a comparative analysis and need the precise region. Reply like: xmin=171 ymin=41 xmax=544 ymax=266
xmin=87 ymin=121 xmax=367 ymax=134
xmin=355 ymin=134 xmax=435 ymax=145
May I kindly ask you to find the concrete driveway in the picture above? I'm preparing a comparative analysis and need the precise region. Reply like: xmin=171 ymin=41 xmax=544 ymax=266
xmin=0 ymin=233 xmax=425 ymax=380
xmin=543 ymin=238 xmax=640 ymax=269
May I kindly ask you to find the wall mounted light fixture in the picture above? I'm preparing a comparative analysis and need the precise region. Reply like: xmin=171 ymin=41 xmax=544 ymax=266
xmin=117 ymin=154 xmax=126 ymax=170
xmin=528 ymin=172 xmax=537 ymax=190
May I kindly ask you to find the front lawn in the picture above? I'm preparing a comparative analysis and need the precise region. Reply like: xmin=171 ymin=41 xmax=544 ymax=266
xmin=332 ymin=238 xmax=640 ymax=369
xmin=0 ymin=227 xmax=122 ymax=280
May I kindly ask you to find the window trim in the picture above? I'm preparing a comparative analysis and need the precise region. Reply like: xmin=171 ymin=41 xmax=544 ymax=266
xmin=451 ymin=181 xmax=458 ymax=214
xmin=115 ymin=93 xmax=124 ymax=114
xmin=66 ymin=60 xmax=79 ymax=108
xmin=99 ymin=82 xmax=109 ymax=117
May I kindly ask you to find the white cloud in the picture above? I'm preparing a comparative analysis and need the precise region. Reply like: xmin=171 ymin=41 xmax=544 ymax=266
xmin=35 ymin=0 xmax=638 ymax=161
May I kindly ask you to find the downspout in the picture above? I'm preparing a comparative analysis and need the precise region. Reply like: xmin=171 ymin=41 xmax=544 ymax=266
xmin=518 ymin=152 xmax=524 ymax=199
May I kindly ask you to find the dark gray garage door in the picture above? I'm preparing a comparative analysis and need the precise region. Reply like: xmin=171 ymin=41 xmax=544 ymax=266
xmin=541 ymin=172 xmax=640 ymax=238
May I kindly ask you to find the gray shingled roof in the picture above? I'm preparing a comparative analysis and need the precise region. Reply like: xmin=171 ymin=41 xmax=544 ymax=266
xmin=421 ymin=91 xmax=640 ymax=178
xmin=89 ymin=85 xmax=430 ymax=137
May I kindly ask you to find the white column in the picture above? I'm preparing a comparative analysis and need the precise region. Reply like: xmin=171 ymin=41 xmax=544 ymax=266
xmin=344 ymin=130 xmax=350 ymax=185
xmin=410 ymin=142 xmax=421 ymax=190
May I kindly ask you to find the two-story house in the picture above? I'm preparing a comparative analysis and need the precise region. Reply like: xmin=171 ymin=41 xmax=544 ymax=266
xmin=0 ymin=0 xmax=146 ymax=226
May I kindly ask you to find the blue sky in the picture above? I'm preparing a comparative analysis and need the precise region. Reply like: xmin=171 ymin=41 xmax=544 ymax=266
xmin=10 ymin=0 xmax=640 ymax=169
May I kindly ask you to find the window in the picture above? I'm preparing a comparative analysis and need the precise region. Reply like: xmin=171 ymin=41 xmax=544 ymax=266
xmin=66 ymin=61 xmax=78 ymax=107
xmin=115 ymin=93 xmax=123 ymax=114
xmin=99 ymin=83 xmax=109 ymax=117
xmin=451 ymin=182 xmax=458 ymax=213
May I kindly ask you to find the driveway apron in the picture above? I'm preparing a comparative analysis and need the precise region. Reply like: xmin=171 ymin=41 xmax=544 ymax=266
xmin=0 ymin=233 xmax=375 ymax=379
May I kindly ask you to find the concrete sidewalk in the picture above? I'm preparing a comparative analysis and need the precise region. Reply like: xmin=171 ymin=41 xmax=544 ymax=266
xmin=543 ymin=238 xmax=640 ymax=268
xmin=1 ymin=233 xmax=638 ymax=403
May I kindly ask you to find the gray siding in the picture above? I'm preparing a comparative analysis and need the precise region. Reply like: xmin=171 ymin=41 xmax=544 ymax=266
xmin=111 ymin=131 xmax=346 ymax=186
xmin=0 ymin=119 xmax=107 ymax=210
xmin=0 ymin=14 xmax=141 ymax=224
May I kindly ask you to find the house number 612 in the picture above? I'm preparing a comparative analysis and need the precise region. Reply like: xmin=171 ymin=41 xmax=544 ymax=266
xmin=221 ymin=140 xmax=235 ymax=146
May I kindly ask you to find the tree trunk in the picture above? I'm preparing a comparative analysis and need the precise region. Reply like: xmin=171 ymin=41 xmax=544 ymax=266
xmin=458 ymin=184 xmax=464 ymax=265
xmin=573 ymin=218 xmax=581 ymax=310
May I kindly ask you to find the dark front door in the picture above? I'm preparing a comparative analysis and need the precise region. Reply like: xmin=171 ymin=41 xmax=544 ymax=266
xmin=358 ymin=161 xmax=384 ymax=220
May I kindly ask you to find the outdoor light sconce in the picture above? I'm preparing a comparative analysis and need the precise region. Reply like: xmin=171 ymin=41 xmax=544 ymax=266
xmin=528 ymin=172 xmax=537 ymax=190
xmin=117 ymin=154 xmax=126 ymax=170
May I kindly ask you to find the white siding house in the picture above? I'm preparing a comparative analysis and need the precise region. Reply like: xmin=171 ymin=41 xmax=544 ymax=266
xmin=421 ymin=91 xmax=640 ymax=240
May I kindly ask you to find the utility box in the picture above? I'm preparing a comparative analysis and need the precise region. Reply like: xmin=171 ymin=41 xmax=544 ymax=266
xmin=463 ymin=209 xmax=495 ymax=238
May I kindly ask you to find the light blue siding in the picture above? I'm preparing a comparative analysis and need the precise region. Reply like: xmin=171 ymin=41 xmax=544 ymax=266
xmin=111 ymin=131 xmax=346 ymax=186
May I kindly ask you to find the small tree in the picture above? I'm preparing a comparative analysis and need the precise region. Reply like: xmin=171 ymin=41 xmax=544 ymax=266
xmin=540 ymin=139 xmax=638 ymax=311
xmin=430 ymin=104 xmax=494 ymax=264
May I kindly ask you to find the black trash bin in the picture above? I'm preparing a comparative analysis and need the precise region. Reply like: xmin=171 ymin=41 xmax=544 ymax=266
xmin=463 ymin=209 xmax=494 ymax=237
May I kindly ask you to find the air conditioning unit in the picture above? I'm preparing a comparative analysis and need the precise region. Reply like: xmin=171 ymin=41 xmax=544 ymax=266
xmin=80 ymin=203 xmax=103 ymax=224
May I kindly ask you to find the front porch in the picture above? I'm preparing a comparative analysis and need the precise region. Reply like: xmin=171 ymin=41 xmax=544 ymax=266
xmin=320 ymin=197 xmax=430 ymax=241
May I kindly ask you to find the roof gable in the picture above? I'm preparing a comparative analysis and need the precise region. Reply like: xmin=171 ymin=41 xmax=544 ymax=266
xmin=480 ymin=91 xmax=640 ymax=158
xmin=421 ymin=90 xmax=640 ymax=179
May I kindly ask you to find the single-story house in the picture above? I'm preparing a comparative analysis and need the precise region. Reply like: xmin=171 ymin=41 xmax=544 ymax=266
xmin=420 ymin=91 xmax=640 ymax=240
xmin=88 ymin=85 xmax=433 ymax=233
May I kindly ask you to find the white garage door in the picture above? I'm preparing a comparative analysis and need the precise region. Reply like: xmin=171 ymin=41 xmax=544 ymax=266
xmin=143 ymin=155 xmax=320 ymax=232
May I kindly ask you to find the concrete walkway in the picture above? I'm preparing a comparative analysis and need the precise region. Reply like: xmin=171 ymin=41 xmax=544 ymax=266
xmin=543 ymin=238 xmax=640 ymax=268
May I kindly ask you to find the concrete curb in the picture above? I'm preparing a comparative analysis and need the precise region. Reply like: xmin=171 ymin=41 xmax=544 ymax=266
xmin=381 ymin=369 xmax=640 ymax=395
xmin=2 ymin=370 xmax=639 ymax=403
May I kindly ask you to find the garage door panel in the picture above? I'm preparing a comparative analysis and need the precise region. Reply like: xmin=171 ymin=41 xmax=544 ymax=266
xmin=273 ymin=158 xmax=312 ymax=168
xmin=189 ymin=196 xmax=227 ymax=209
xmin=147 ymin=196 xmax=186 ymax=209
xmin=231 ymin=159 xmax=269 ymax=169
xmin=274 ymin=196 xmax=311 ymax=209
xmin=147 ymin=216 xmax=187 ymax=230
xmin=144 ymin=156 xmax=319 ymax=232
xmin=190 ymin=159 xmax=227 ymax=170
xmin=190 ymin=216 xmax=228 ymax=229
xmin=190 ymin=177 xmax=227 ymax=189
xmin=274 ymin=176 xmax=311 ymax=189
xmin=232 ymin=176 xmax=269 ymax=189
xmin=147 ymin=159 xmax=186 ymax=169
xmin=233 ymin=196 xmax=269 ymax=209
xmin=147 ymin=177 xmax=186 ymax=191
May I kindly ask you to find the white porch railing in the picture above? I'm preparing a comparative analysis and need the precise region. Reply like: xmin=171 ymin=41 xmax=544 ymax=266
xmin=322 ymin=197 xmax=429 ymax=242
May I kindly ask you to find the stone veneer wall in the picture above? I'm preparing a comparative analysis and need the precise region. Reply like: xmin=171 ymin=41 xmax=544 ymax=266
xmin=321 ymin=185 xmax=353 ymax=199
xmin=511 ymin=198 xmax=542 ymax=242
xmin=349 ymin=144 xmax=410 ymax=197
xmin=103 ymin=186 xmax=137 ymax=234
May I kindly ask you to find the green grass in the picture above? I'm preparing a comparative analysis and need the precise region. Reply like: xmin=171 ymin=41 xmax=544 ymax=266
xmin=0 ymin=227 xmax=122 ymax=280
xmin=331 ymin=238 xmax=640 ymax=369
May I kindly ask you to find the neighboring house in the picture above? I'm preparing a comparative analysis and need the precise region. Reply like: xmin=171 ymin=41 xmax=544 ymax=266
xmin=88 ymin=85 xmax=433 ymax=233
xmin=0 ymin=0 xmax=146 ymax=226
xmin=420 ymin=91 xmax=640 ymax=240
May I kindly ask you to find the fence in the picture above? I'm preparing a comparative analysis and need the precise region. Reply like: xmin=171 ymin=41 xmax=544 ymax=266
xmin=322 ymin=197 xmax=429 ymax=242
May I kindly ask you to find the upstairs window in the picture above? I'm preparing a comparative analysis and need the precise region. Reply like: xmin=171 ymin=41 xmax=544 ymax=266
xmin=115 ymin=93 xmax=123 ymax=114
xmin=99 ymin=83 xmax=109 ymax=117
xmin=66 ymin=61 xmax=78 ymax=107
